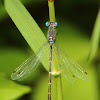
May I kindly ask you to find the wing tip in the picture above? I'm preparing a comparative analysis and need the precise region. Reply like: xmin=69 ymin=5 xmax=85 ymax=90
xmin=11 ymin=71 xmax=18 ymax=80
xmin=73 ymin=75 xmax=75 ymax=78
xmin=11 ymin=74 xmax=16 ymax=80
xmin=85 ymin=71 xmax=88 ymax=75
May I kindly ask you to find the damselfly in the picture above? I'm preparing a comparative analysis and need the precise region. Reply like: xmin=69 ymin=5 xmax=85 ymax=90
xmin=11 ymin=21 xmax=88 ymax=100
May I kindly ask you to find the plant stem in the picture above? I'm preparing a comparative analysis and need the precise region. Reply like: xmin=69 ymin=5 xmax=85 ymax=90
xmin=48 ymin=0 xmax=63 ymax=100
xmin=48 ymin=0 xmax=56 ymax=22
xmin=55 ymin=75 xmax=63 ymax=100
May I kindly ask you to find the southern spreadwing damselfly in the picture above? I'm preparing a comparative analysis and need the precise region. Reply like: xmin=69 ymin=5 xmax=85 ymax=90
xmin=11 ymin=21 xmax=88 ymax=100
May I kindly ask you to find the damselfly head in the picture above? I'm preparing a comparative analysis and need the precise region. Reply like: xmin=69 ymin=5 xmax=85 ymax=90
xmin=45 ymin=21 xmax=58 ymax=27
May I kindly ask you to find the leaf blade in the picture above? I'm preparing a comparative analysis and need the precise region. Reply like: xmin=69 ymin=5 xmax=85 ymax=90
xmin=3 ymin=0 xmax=49 ymax=71
xmin=88 ymin=9 xmax=100 ymax=62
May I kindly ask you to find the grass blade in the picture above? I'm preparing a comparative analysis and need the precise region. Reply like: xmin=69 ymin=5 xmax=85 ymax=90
xmin=2 ymin=0 xmax=49 ymax=71
xmin=88 ymin=8 xmax=100 ymax=62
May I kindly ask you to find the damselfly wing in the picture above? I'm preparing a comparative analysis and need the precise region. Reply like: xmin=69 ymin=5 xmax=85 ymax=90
xmin=54 ymin=43 xmax=88 ymax=83
xmin=11 ymin=42 xmax=49 ymax=80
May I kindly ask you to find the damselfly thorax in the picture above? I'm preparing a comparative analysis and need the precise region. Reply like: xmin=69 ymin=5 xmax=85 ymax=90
xmin=46 ymin=21 xmax=57 ymax=45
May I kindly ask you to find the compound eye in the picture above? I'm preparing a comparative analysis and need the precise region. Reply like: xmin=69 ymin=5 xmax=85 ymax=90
xmin=45 ymin=21 xmax=50 ymax=26
xmin=55 ymin=22 xmax=58 ymax=26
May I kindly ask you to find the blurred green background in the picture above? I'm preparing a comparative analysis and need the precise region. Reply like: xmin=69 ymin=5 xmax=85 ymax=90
xmin=0 ymin=0 xmax=99 ymax=100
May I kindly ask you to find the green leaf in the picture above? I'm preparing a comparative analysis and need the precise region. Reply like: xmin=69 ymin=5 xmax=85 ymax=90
xmin=88 ymin=9 xmax=100 ymax=62
xmin=0 ymin=72 xmax=31 ymax=100
xmin=2 ymin=0 xmax=49 ymax=71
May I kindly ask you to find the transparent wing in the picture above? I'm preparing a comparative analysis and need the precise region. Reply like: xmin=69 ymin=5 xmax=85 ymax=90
xmin=54 ymin=43 xmax=88 ymax=83
xmin=11 ymin=42 xmax=48 ymax=80
xmin=53 ymin=43 xmax=75 ymax=83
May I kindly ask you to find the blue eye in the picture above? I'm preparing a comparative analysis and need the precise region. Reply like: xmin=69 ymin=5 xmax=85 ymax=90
xmin=55 ymin=22 xmax=58 ymax=26
xmin=45 ymin=21 xmax=49 ymax=26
